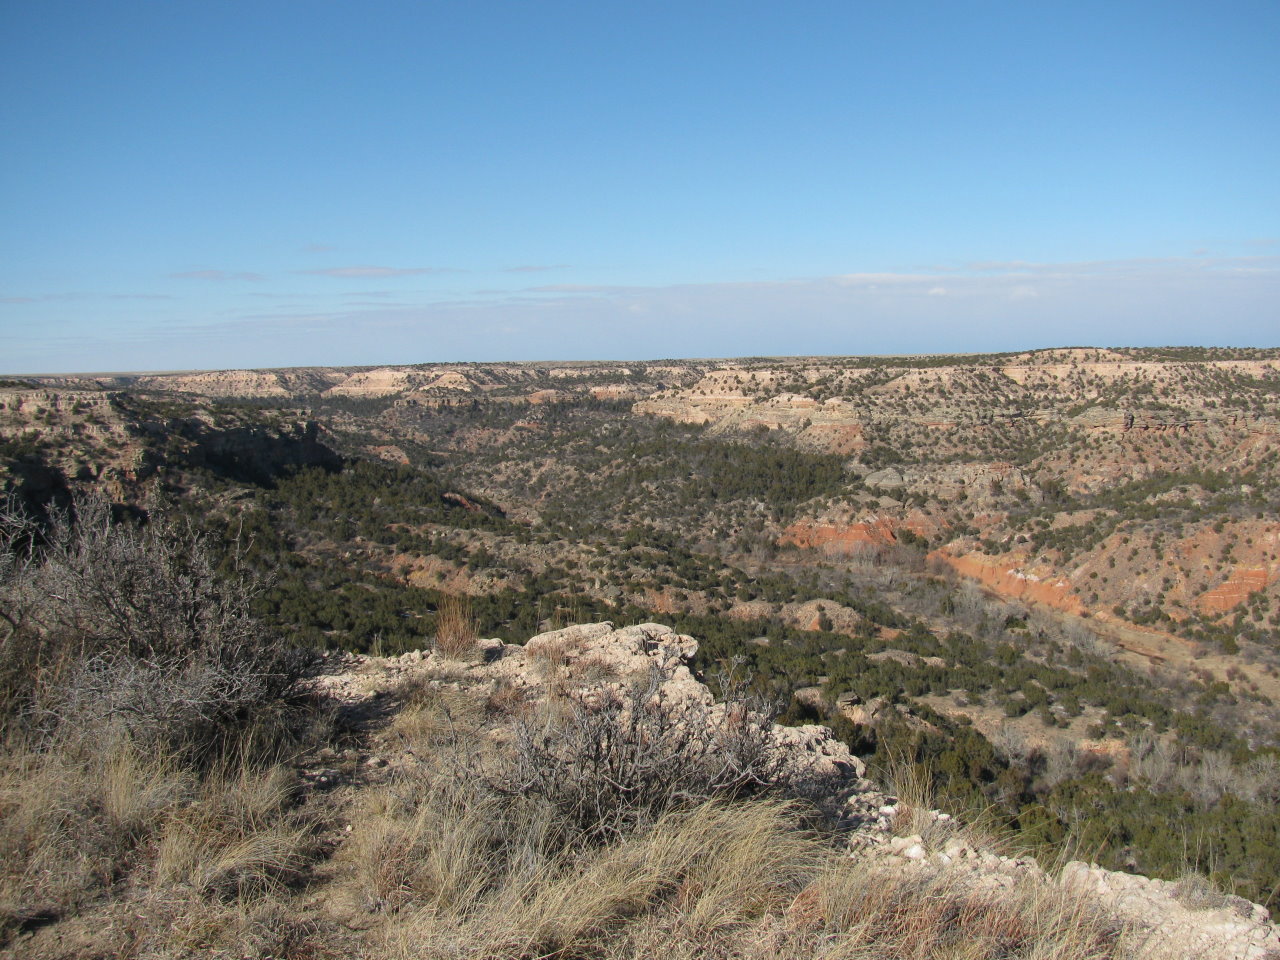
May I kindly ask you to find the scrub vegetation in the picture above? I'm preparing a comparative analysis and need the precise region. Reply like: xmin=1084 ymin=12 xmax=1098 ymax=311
xmin=2 ymin=346 xmax=1279 ymax=954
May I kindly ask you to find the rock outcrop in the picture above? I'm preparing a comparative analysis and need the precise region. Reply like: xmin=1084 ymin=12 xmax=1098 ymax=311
xmin=853 ymin=821 xmax=1280 ymax=960
xmin=314 ymin=621 xmax=867 ymax=785
xmin=312 ymin=621 xmax=1279 ymax=959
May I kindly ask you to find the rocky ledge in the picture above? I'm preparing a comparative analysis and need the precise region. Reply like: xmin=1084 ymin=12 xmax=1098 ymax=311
xmin=312 ymin=622 xmax=1280 ymax=960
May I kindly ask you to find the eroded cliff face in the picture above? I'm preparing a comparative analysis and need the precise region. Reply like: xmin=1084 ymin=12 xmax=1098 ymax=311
xmin=13 ymin=351 xmax=1280 ymax=761
xmin=930 ymin=549 xmax=1086 ymax=614
xmin=20 ymin=351 xmax=1280 ymax=642
xmin=1 ymin=388 xmax=146 ymax=503
xmin=780 ymin=510 xmax=945 ymax=555
xmin=0 ymin=386 xmax=341 ymax=504
xmin=132 ymin=367 xmax=347 ymax=397
xmin=636 ymin=388 xmax=869 ymax=454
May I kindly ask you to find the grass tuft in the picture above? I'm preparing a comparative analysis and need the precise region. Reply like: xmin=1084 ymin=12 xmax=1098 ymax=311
xmin=433 ymin=593 xmax=479 ymax=659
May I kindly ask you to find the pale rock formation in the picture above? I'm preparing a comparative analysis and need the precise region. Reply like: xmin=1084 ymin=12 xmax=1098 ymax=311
xmin=312 ymin=621 xmax=864 ymax=786
xmin=849 ymin=802 xmax=1280 ymax=960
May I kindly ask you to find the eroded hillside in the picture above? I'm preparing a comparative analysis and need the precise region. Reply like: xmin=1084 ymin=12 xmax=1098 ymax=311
xmin=5 ymin=346 xmax=1280 ymax=905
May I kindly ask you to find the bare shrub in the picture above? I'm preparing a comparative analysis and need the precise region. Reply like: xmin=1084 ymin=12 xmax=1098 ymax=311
xmin=1129 ymin=732 xmax=1280 ymax=807
xmin=991 ymin=721 xmax=1031 ymax=763
xmin=490 ymin=666 xmax=788 ymax=843
xmin=0 ymin=495 xmax=318 ymax=758
xmin=0 ymin=494 xmax=333 ymax=957
xmin=1041 ymin=739 xmax=1102 ymax=790
xmin=0 ymin=497 xmax=48 ymax=725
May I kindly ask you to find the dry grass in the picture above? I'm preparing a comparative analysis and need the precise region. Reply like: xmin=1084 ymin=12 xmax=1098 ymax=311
xmin=371 ymin=797 xmax=818 ymax=959
xmin=524 ymin=635 xmax=579 ymax=705
xmin=805 ymin=858 xmax=1139 ymax=960
xmin=485 ymin=678 xmax=530 ymax=717
xmin=348 ymin=785 xmax=1145 ymax=960
xmin=135 ymin=900 xmax=348 ymax=960
xmin=0 ymin=720 xmax=327 ymax=958
xmin=433 ymin=593 xmax=479 ymax=659
xmin=384 ymin=679 xmax=483 ymax=751
xmin=0 ymin=724 xmax=1181 ymax=960
xmin=341 ymin=771 xmax=522 ymax=918
xmin=1171 ymin=872 xmax=1236 ymax=911
xmin=0 ymin=733 xmax=190 ymax=934
xmin=153 ymin=762 xmax=315 ymax=900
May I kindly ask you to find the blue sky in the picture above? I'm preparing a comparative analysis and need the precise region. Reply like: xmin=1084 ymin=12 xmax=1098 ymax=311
xmin=2 ymin=1 xmax=1277 ymax=373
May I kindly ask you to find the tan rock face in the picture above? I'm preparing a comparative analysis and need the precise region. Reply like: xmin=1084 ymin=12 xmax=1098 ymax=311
xmin=132 ymin=368 xmax=343 ymax=396
xmin=525 ymin=389 xmax=565 ymax=404
xmin=795 ymin=419 xmax=865 ymax=454
xmin=1057 ymin=862 xmax=1280 ymax=960
xmin=327 ymin=367 xmax=426 ymax=397
xmin=635 ymin=390 xmax=870 ymax=453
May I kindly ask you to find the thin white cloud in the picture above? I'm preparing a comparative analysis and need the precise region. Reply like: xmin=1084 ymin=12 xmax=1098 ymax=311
xmin=300 ymin=265 xmax=461 ymax=278
xmin=962 ymin=255 xmax=1279 ymax=277
xmin=13 ymin=254 xmax=1279 ymax=372
xmin=835 ymin=272 xmax=942 ymax=286
xmin=967 ymin=260 xmax=1039 ymax=273
xmin=504 ymin=264 xmax=570 ymax=273
xmin=529 ymin=283 xmax=618 ymax=293
xmin=248 ymin=289 xmax=395 ymax=300
xmin=4 ymin=292 xmax=173 ymax=303
xmin=170 ymin=269 xmax=265 ymax=282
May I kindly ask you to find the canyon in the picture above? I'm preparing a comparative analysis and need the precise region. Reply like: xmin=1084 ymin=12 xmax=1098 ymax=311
xmin=4 ymin=345 xmax=1280 ymax=914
